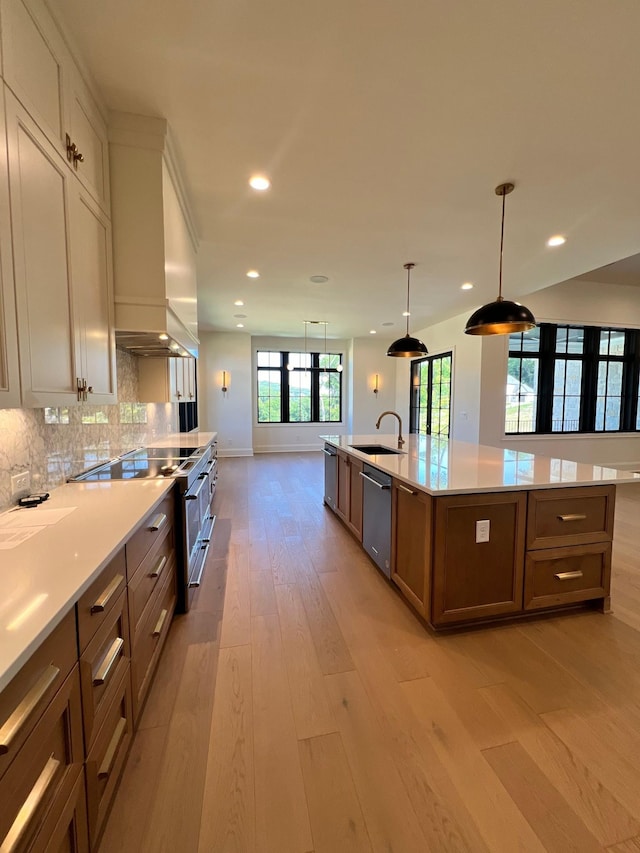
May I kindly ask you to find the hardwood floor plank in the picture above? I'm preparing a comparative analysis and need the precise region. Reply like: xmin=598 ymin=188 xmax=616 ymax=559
xmin=324 ymin=669 xmax=431 ymax=852
xmin=401 ymin=677 xmax=547 ymax=852
xmin=296 ymin=571 xmax=355 ymax=675
xmin=480 ymin=683 xmax=639 ymax=846
xmin=143 ymin=642 xmax=219 ymax=852
xmin=274 ymin=583 xmax=337 ymax=740
xmin=251 ymin=614 xmax=314 ymax=853
xmin=197 ymin=644 xmax=254 ymax=853
xmin=482 ymin=740 xmax=604 ymax=852
xmin=542 ymin=707 xmax=640 ymax=821
xmin=249 ymin=569 xmax=277 ymax=615
xmin=298 ymin=733 xmax=373 ymax=853
xmin=608 ymin=838 xmax=640 ymax=852
xmin=220 ymin=545 xmax=251 ymax=648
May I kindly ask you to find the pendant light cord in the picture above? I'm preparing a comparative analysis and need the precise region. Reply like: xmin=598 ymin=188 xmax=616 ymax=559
xmin=404 ymin=262 xmax=414 ymax=336
xmin=498 ymin=189 xmax=506 ymax=302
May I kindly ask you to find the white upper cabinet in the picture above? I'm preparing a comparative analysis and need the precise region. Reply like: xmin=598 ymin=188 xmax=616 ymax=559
xmin=0 ymin=88 xmax=20 ymax=407
xmin=6 ymin=90 xmax=116 ymax=407
xmin=0 ymin=0 xmax=110 ymax=211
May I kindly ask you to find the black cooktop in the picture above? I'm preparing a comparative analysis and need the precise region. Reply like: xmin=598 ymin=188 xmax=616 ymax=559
xmin=143 ymin=446 xmax=202 ymax=459
xmin=78 ymin=456 xmax=181 ymax=481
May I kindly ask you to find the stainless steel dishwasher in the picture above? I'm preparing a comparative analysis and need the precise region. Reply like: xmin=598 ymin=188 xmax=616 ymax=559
xmin=360 ymin=463 xmax=392 ymax=577
xmin=323 ymin=443 xmax=338 ymax=509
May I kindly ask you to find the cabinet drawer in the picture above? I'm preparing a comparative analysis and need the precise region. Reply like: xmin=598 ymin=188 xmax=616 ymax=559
xmin=125 ymin=493 xmax=174 ymax=579
xmin=76 ymin=548 xmax=126 ymax=654
xmin=524 ymin=543 xmax=612 ymax=610
xmin=31 ymin=765 xmax=89 ymax=853
xmin=79 ymin=590 xmax=129 ymax=750
xmin=526 ymin=486 xmax=615 ymax=550
xmin=0 ymin=665 xmax=84 ymax=851
xmin=131 ymin=562 xmax=176 ymax=724
xmin=85 ymin=665 xmax=133 ymax=845
xmin=0 ymin=608 xmax=76 ymax=781
xmin=127 ymin=525 xmax=175 ymax=644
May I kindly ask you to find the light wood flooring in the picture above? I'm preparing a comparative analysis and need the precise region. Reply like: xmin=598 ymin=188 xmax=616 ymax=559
xmin=99 ymin=455 xmax=640 ymax=853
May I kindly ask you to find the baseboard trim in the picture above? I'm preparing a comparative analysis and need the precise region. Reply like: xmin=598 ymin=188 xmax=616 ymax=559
xmin=252 ymin=444 xmax=323 ymax=454
xmin=218 ymin=448 xmax=254 ymax=457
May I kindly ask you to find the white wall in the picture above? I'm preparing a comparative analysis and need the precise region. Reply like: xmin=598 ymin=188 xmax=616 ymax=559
xmin=392 ymin=312 xmax=482 ymax=443
xmin=251 ymin=335 xmax=349 ymax=452
xmin=350 ymin=336 xmax=398 ymax=435
xmin=199 ymin=331 xmax=254 ymax=456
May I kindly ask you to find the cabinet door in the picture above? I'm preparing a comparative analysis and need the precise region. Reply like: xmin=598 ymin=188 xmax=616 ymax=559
xmin=69 ymin=187 xmax=116 ymax=403
xmin=6 ymin=90 xmax=79 ymax=407
xmin=431 ymin=491 xmax=526 ymax=626
xmin=0 ymin=88 xmax=20 ymax=407
xmin=169 ymin=358 xmax=184 ymax=402
xmin=391 ymin=482 xmax=432 ymax=617
xmin=0 ymin=0 xmax=71 ymax=158
xmin=336 ymin=450 xmax=349 ymax=520
xmin=347 ymin=456 xmax=363 ymax=541
xmin=183 ymin=357 xmax=196 ymax=400
xmin=66 ymin=68 xmax=110 ymax=212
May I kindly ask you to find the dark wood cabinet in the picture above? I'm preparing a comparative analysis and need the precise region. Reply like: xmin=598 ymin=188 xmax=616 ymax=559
xmin=391 ymin=481 xmax=432 ymax=617
xmin=431 ymin=491 xmax=527 ymax=626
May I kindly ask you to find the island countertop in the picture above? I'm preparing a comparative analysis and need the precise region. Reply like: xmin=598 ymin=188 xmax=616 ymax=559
xmin=321 ymin=434 xmax=640 ymax=496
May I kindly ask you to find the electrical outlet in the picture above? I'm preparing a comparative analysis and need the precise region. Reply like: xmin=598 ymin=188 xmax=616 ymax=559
xmin=475 ymin=519 xmax=490 ymax=543
xmin=11 ymin=471 xmax=31 ymax=496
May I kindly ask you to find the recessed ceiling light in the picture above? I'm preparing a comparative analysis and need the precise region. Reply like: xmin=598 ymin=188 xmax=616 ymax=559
xmin=369 ymin=330 xmax=376 ymax=334
xmin=547 ymin=235 xmax=566 ymax=247
xmin=249 ymin=175 xmax=270 ymax=191
xmin=236 ymin=323 xmax=244 ymax=328
xmin=158 ymin=333 xmax=169 ymax=341
xmin=247 ymin=270 xmax=260 ymax=279
xmin=402 ymin=311 xmax=410 ymax=317
xmin=234 ymin=300 xmax=244 ymax=306
xmin=309 ymin=275 xmax=329 ymax=284
xmin=461 ymin=282 xmax=474 ymax=290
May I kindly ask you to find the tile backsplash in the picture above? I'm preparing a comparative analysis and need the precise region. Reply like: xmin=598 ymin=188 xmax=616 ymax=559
xmin=0 ymin=351 xmax=178 ymax=511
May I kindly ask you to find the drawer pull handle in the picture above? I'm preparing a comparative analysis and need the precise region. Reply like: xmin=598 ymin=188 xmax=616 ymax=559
xmin=557 ymin=513 xmax=587 ymax=522
xmin=359 ymin=472 xmax=391 ymax=490
xmin=554 ymin=570 xmax=584 ymax=581
xmin=91 ymin=573 xmax=124 ymax=613
xmin=93 ymin=637 xmax=124 ymax=686
xmin=98 ymin=717 xmax=127 ymax=780
xmin=2 ymin=754 xmax=61 ymax=851
xmin=153 ymin=609 xmax=168 ymax=638
xmin=149 ymin=513 xmax=167 ymax=532
xmin=0 ymin=665 xmax=60 ymax=755
xmin=397 ymin=483 xmax=417 ymax=496
xmin=149 ymin=555 xmax=167 ymax=579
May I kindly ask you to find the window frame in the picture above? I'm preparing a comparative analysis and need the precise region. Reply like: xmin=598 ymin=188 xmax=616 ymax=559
xmin=256 ymin=350 xmax=343 ymax=424
xmin=506 ymin=323 xmax=640 ymax=435
xmin=409 ymin=351 xmax=452 ymax=437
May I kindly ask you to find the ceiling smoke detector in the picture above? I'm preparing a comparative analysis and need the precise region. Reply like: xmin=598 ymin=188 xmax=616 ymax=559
xmin=309 ymin=275 xmax=329 ymax=284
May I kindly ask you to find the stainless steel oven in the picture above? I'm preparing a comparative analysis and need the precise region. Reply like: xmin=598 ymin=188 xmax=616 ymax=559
xmin=182 ymin=447 xmax=216 ymax=605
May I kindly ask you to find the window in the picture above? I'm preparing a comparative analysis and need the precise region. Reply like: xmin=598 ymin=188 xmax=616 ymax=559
xmin=257 ymin=350 xmax=342 ymax=423
xmin=410 ymin=352 xmax=452 ymax=436
xmin=506 ymin=323 xmax=640 ymax=434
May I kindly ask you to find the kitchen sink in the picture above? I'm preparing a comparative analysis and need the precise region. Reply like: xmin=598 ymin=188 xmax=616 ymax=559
xmin=349 ymin=444 xmax=405 ymax=455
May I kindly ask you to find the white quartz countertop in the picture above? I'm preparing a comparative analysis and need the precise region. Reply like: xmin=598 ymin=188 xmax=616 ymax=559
xmin=321 ymin=434 xmax=640 ymax=495
xmin=0 ymin=430 xmax=217 ymax=692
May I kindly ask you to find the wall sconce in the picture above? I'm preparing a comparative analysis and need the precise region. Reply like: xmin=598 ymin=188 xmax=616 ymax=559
xmin=221 ymin=371 xmax=229 ymax=394
xmin=372 ymin=374 xmax=379 ymax=395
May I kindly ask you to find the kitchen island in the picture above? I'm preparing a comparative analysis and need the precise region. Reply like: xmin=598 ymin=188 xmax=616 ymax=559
xmin=322 ymin=434 xmax=640 ymax=629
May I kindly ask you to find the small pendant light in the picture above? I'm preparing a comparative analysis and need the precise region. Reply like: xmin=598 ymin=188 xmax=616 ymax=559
xmin=387 ymin=262 xmax=428 ymax=357
xmin=464 ymin=182 xmax=536 ymax=336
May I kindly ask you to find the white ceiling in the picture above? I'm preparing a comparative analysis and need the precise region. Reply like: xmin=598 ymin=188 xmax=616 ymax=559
xmin=49 ymin=0 xmax=640 ymax=340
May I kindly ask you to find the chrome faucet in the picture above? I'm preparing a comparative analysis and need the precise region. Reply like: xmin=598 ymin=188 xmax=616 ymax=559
xmin=375 ymin=410 xmax=405 ymax=448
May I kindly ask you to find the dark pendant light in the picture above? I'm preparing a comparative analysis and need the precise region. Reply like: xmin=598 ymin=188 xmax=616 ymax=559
xmin=464 ymin=183 xmax=537 ymax=336
xmin=387 ymin=262 xmax=428 ymax=357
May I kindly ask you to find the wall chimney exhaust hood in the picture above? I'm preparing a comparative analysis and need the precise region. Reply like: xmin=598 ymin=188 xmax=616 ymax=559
xmin=109 ymin=113 xmax=199 ymax=358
